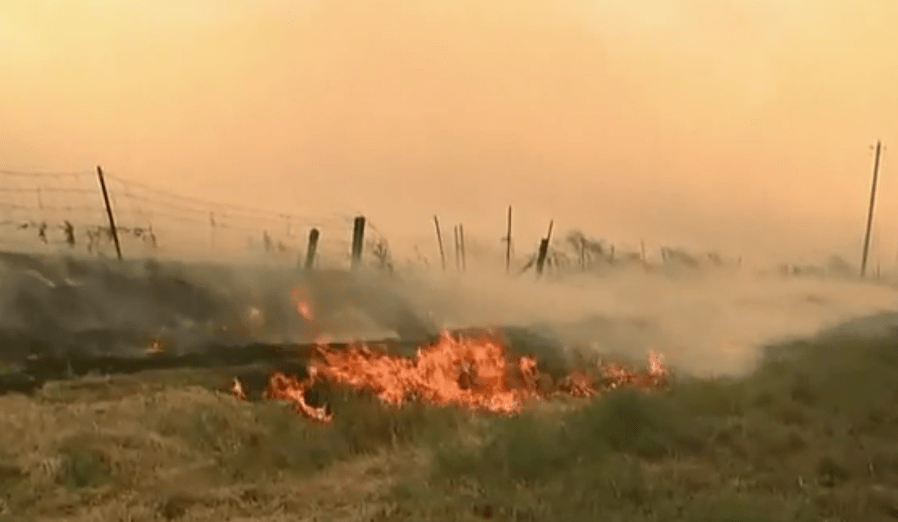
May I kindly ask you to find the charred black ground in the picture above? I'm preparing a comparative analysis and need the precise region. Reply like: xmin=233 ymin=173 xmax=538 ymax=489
xmin=0 ymin=251 xmax=436 ymax=362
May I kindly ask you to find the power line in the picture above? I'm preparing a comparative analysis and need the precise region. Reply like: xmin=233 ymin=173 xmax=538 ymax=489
xmin=0 ymin=169 xmax=91 ymax=178
xmin=103 ymin=172 xmax=348 ymax=223
xmin=0 ymin=165 xmax=391 ymax=265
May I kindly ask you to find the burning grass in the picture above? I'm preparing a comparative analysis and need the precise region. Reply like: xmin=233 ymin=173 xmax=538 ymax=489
xmin=240 ymin=285 xmax=669 ymax=422
xmin=233 ymin=330 xmax=667 ymax=423
xmin=2 ymin=330 xmax=898 ymax=521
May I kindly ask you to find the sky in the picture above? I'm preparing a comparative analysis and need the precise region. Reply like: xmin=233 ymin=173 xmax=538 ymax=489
xmin=1 ymin=0 xmax=897 ymax=266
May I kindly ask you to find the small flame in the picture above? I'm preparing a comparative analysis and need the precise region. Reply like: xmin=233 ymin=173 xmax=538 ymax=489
xmin=264 ymin=372 xmax=332 ymax=422
xmin=290 ymin=287 xmax=315 ymax=323
xmin=145 ymin=338 xmax=164 ymax=354
xmin=648 ymin=350 xmax=666 ymax=378
xmin=231 ymin=377 xmax=247 ymax=400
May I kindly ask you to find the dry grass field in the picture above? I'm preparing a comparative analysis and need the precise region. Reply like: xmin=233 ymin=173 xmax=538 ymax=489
xmin=2 ymin=329 xmax=898 ymax=522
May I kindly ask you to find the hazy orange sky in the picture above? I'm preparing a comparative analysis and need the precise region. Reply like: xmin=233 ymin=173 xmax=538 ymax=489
xmin=1 ymin=0 xmax=897 ymax=264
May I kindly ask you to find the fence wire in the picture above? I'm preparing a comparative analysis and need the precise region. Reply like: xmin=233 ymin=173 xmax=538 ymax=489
xmin=0 ymin=168 xmax=390 ymax=268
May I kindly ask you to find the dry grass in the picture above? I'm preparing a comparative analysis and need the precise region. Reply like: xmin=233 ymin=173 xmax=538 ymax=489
xmin=0 ymin=368 xmax=467 ymax=521
xmin=3 ymin=332 xmax=898 ymax=521
xmin=405 ymin=333 xmax=898 ymax=521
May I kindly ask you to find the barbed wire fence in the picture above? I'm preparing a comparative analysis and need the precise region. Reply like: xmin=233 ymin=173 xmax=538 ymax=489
xmin=0 ymin=167 xmax=393 ymax=269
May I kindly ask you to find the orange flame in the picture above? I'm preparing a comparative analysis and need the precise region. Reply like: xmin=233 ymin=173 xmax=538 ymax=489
xmin=228 ymin=290 xmax=668 ymax=422
xmin=145 ymin=338 xmax=164 ymax=354
xmin=558 ymin=371 xmax=596 ymax=397
xmin=263 ymin=371 xmax=333 ymax=422
xmin=290 ymin=287 xmax=315 ymax=323
xmin=230 ymin=334 xmax=666 ymax=422
xmin=308 ymin=331 xmax=540 ymax=414
xmin=231 ymin=377 xmax=247 ymax=400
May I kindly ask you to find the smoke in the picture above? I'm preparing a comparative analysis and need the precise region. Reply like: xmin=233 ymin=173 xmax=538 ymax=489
xmin=388 ymin=255 xmax=898 ymax=377
xmin=2 ymin=0 xmax=898 ymax=377
xmin=0 ymin=240 xmax=896 ymax=382
xmin=2 ymin=0 xmax=897 ymax=268
xmin=0 ymin=251 xmax=441 ymax=366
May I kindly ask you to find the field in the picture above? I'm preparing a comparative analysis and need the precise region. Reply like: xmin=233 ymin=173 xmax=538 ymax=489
xmin=1 ymin=254 xmax=898 ymax=521
xmin=3 ymin=331 xmax=898 ymax=521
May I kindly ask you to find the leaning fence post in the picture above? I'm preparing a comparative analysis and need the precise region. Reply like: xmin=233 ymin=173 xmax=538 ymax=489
xmin=433 ymin=215 xmax=446 ymax=271
xmin=351 ymin=216 xmax=366 ymax=269
xmin=535 ymin=238 xmax=549 ymax=277
xmin=458 ymin=223 xmax=467 ymax=272
xmin=304 ymin=228 xmax=320 ymax=270
xmin=95 ymin=166 xmax=123 ymax=261
xmin=535 ymin=219 xmax=553 ymax=278
xmin=453 ymin=225 xmax=460 ymax=271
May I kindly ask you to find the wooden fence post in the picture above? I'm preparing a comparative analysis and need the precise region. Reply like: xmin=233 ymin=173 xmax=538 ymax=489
xmin=453 ymin=225 xmax=460 ymax=271
xmin=535 ymin=239 xmax=549 ymax=277
xmin=95 ymin=166 xmax=123 ymax=261
xmin=433 ymin=215 xmax=446 ymax=271
xmin=351 ymin=216 xmax=366 ymax=269
xmin=459 ymin=223 xmax=466 ymax=272
xmin=304 ymin=228 xmax=320 ymax=270
xmin=535 ymin=219 xmax=554 ymax=278
xmin=209 ymin=212 xmax=216 ymax=251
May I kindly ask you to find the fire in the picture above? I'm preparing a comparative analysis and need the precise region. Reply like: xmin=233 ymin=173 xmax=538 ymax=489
xmin=648 ymin=351 xmax=666 ymax=378
xmin=230 ymin=332 xmax=667 ymax=423
xmin=263 ymin=371 xmax=333 ymax=422
xmin=558 ymin=371 xmax=595 ymax=397
xmin=230 ymin=377 xmax=246 ymax=400
xmin=228 ymin=289 xmax=668 ymax=422
xmin=309 ymin=331 xmax=540 ymax=414
xmin=600 ymin=353 xmax=667 ymax=390
xmin=145 ymin=338 xmax=164 ymax=354
xmin=291 ymin=285 xmax=328 ymax=345
xmin=290 ymin=287 xmax=315 ymax=323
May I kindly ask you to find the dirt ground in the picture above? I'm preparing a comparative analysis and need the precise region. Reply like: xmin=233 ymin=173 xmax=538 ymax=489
xmin=3 ymin=332 xmax=898 ymax=521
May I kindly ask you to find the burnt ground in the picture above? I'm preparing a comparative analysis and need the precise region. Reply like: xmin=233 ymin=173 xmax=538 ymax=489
xmin=2 ymin=329 xmax=898 ymax=521
xmin=0 ymin=252 xmax=440 ymax=372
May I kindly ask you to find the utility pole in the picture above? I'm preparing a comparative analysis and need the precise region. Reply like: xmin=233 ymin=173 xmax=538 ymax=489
xmin=505 ymin=205 xmax=513 ymax=274
xmin=861 ymin=140 xmax=883 ymax=277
